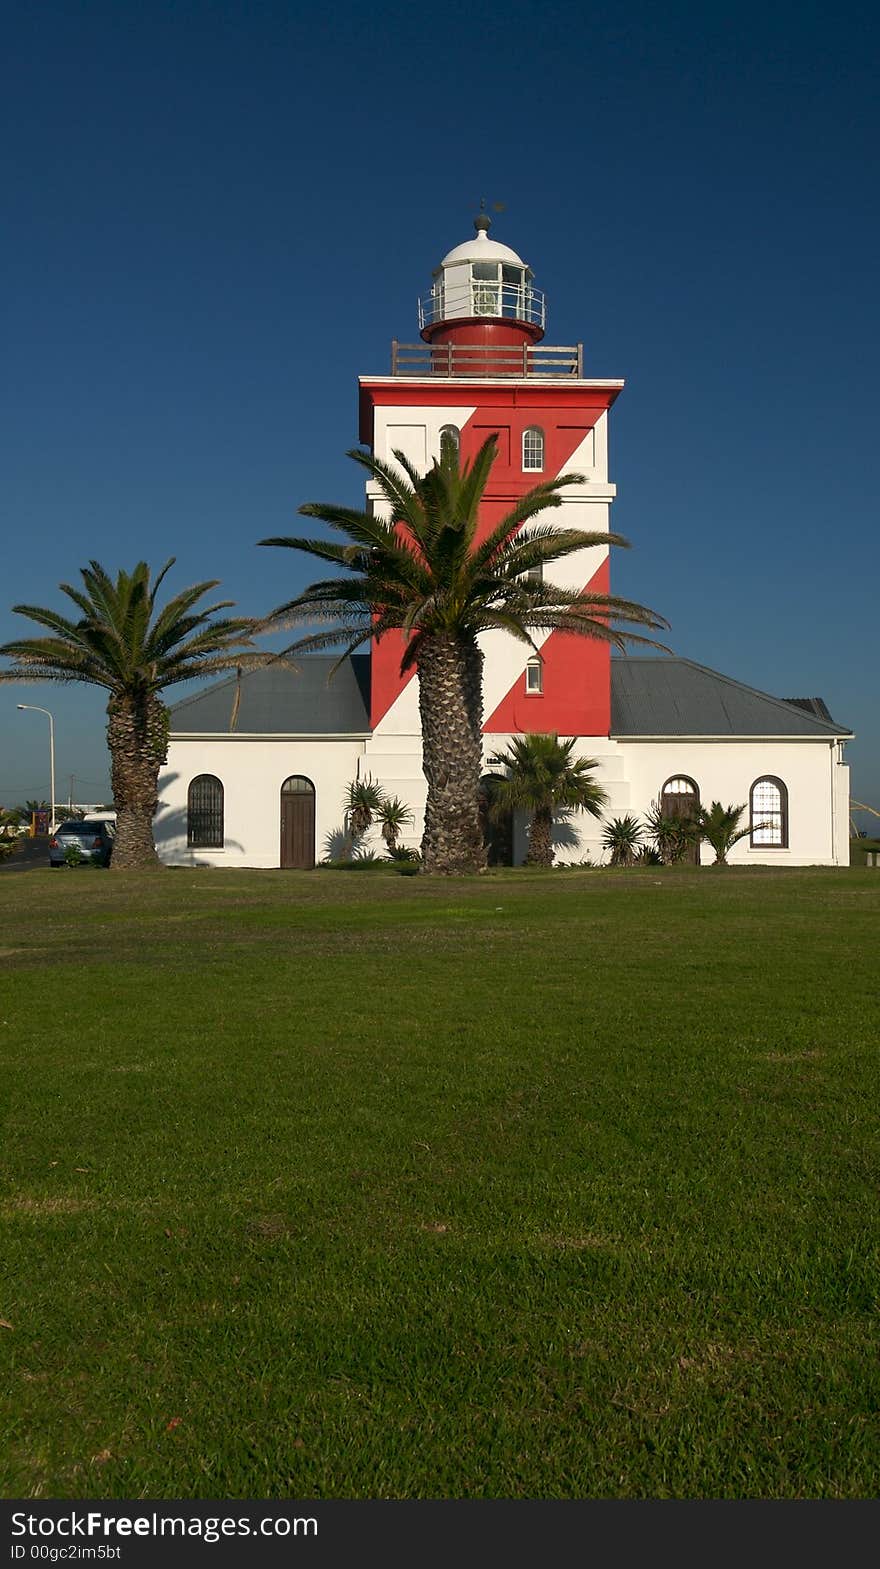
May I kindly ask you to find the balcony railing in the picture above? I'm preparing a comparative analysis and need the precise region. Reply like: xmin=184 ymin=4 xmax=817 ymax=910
xmin=418 ymin=280 xmax=546 ymax=330
xmin=390 ymin=341 xmax=584 ymax=377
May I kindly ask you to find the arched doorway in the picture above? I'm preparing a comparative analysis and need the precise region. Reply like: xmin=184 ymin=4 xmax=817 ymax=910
xmin=280 ymin=776 xmax=316 ymax=869
xmin=660 ymin=776 xmax=700 ymax=865
xmin=479 ymin=774 xmax=513 ymax=866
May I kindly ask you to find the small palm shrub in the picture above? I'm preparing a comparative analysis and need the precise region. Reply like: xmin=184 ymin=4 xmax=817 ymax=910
xmin=697 ymin=801 xmax=752 ymax=866
xmin=387 ymin=844 xmax=420 ymax=863
xmin=601 ymin=814 xmax=643 ymax=867
xmin=378 ymin=796 xmax=413 ymax=854
xmin=344 ymin=777 xmax=385 ymax=841
xmin=634 ymin=843 xmax=663 ymax=866
xmin=644 ymin=800 xmax=699 ymax=864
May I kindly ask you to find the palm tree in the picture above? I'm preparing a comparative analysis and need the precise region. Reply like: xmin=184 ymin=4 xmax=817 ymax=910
xmin=0 ymin=560 xmax=256 ymax=870
xmin=697 ymin=801 xmax=753 ymax=866
xmin=260 ymin=437 xmax=667 ymax=874
xmin=484 ymin=733 xmax=608 ymax=867
xmin=601 ymin=813 xmax=644 ymax=867
xmin=377 ymin=795 xmax=413 ymax=855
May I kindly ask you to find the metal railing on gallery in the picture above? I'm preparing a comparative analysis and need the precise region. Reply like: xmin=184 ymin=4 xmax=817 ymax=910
xmin=390 ymin=340 xmax=584 ymax=377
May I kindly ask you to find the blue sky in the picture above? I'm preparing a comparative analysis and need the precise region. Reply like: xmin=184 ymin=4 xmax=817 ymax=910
xmin=2 ymin=0 xmax=878 ymax=821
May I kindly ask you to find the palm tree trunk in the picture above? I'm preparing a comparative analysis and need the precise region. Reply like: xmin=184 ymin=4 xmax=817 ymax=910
xmin=106 ymin=692 xmax=167 ymax=870
xmin=417 ymin=632 xmax=487 ymax=875
xmin=526 ymin=805 xmax=554 ymax=866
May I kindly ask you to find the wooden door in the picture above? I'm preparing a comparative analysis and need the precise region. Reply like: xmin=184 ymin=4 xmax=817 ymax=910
xmin=479 ymin=774 xmax=513 ymax=866
xmin=280 ymin=777 xmax=315 ymax=869
xmin=661 ymin=777 xmax=700 ymax=865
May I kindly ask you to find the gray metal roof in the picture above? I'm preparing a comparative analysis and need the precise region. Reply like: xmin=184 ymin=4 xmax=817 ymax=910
xmin=169 ymin=653 xmax=851 ymax=739
xmin=170 ymin=655 xmax=371 ymax=734
xmin=610 ymin=658 xmax=851 ymax=737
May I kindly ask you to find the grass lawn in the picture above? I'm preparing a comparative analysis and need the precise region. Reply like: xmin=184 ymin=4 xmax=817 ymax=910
xmin=1 ymin=865 xmax=878 ymax=1499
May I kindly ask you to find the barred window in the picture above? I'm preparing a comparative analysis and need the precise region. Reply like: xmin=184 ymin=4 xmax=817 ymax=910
xmin=526 ymin=656 xmax=543 ymax=694
xmin=439 ymin=424 xmax=460 ymax=461
xmin=750 ymin=777 xmax=788 ymax=848
xmin=187 ymin=774 xmax=224 ymax=848
xmin=522 ymin=427 xmax=545 ymax=471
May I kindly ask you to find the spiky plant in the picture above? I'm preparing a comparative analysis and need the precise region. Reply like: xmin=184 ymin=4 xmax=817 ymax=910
xmin=485 ymin=733 xmax=608 ymax=867
xmin=634 ymin=843 xmax=663 ymax=866
xmin=644 ymin=799 xmax=699 ymax=865
xmin=344 ymin=776 xmax=385 ymax=845
xmin=697 ymin=801 xmax=753 ymax=866
xmin=601 ymin=813 xmax=644 ymax=867
xmin=377 ymin=795 xmax=413 ymax=854
xmin=0 ymin=561 xmax=257 ymax=869
xmin=260 ymin=436 xmax=666 ymax=875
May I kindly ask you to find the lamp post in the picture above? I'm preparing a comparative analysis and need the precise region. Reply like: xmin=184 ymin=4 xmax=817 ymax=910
xmin=16 ymin=704 xmax=56 ymax=833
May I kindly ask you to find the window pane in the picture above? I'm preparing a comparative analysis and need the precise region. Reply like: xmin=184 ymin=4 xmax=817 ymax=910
xmin=751 ymin=779 xmax=785 ymax=846
xmin=472 ymin=262 xmax=499 ymax=280
xmin=664 ymin=777 xmax=696 ymax=795
xmin=281 ymin=776 xmax=315 ymax=795
xmin=523 ymin=427 xmax=545 ymax=471
xmin=188 ymin=775 xmax=223 ymax=848
xmin=526 ymin=658 xmax=543 ymax=693
xmin=439 ymin=424 xmax=460 ymax=460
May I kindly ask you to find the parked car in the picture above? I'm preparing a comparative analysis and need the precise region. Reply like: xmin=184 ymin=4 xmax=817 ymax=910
xmin=49 ymin=819 xmax=115 ymax=868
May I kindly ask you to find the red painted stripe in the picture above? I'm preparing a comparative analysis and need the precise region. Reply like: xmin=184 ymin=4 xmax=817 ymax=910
xmin=484 ymin=559 xmax=612 ymax=737
xmin=368 ymin=389 xmax=613 ymax=731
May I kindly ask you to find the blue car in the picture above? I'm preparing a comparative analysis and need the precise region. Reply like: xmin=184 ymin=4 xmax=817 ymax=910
xmin=49 ymin=819 xmax=115 ymax=868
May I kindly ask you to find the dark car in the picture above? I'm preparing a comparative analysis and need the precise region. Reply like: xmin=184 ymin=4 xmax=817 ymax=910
xmin=49 ymin=819 xmax=115 ymax=868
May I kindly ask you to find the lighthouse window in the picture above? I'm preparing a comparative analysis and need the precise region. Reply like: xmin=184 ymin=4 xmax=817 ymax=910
xmin=523 ymin=427 xmax=545 ymax=472
xmin=471 ymin=262 xmax=500 ymax=316
xmin=439 ymin=425 xmax=460 ymax=461
xmin=526 ymin=656 xmax=543 ymax=694
xmin=501 ymin=265 xmax=525 ymax=317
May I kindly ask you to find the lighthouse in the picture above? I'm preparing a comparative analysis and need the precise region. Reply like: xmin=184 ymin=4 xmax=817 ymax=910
xmin=359 ymin=213 xmax=624 ymax=756
xmin=157 ymin=215 xmax=853 ymax=872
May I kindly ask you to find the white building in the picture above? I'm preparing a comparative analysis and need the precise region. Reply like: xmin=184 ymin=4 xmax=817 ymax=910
xmin=156 ymin=219 xmax=852 ymax=869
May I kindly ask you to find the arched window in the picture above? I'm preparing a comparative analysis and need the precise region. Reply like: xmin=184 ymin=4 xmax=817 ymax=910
xmin=526 ymin=655 xmax=543 ymax=694
xmin=187 ymin=775 xmax=223 ymax=848
xmin=439 ymin=424 xmax=460 ymax=462
xmin=522 ymin=427 xmax=545 ymax=472
xmin=662 ymin=776 xmax=699 ymax=798
xmin=750 ymin=777 xmax=788 ymax=848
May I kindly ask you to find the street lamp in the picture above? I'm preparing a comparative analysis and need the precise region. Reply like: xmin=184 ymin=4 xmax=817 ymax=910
xmin=16 ymin=704 xmax=56 ymax=833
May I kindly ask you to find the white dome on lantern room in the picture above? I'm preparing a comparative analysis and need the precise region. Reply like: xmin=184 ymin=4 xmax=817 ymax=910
xmin=418 ymin=216 xmax=546 ymax=333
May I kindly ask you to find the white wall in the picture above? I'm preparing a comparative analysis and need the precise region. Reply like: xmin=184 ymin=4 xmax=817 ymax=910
xmin=157 ymin=734 xmax=849 ymax=869
xmin=618 ymin=739 xmax=849 ymax=866
xmin=156 ymin=738 xmax=366 ymax=868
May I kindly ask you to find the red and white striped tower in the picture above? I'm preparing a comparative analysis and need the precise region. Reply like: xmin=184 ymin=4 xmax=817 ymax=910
xmin=359 ymin=215 xmax=623 ymax=748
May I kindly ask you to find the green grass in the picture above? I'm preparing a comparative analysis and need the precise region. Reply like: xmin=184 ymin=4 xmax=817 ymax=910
xmin=1 ymin=866 xmax=878 ymax=1498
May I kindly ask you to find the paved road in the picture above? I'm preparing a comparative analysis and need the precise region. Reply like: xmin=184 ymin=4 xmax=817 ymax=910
xmin=0 ymin=837 xmax=50 ymax=873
